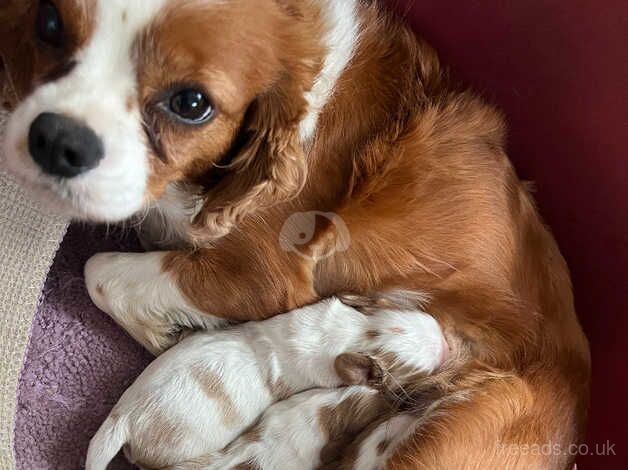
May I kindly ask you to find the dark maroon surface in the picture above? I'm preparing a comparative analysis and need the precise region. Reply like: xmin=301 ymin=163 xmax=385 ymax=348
xmin=389 ymin=0 xmax=627 ymax=467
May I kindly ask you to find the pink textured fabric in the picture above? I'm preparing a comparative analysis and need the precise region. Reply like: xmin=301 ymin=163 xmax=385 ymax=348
xmin=15 ymin=225 xmax=150 ymax=470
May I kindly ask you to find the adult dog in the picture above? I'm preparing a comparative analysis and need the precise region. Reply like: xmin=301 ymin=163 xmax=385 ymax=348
xmin=1 ymin=0 xmax=590 ymax=468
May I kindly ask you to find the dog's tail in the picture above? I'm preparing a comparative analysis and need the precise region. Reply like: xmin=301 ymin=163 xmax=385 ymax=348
xmin=85 ymin=413 xmax=129 ymax=470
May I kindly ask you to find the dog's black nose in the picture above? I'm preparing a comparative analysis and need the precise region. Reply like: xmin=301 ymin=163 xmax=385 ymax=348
xmin=28 ymin=112 xmax=104 ymax=178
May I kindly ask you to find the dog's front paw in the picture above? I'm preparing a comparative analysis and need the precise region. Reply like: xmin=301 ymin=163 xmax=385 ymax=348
xmin=84 ymin=252 xmax=127 ymax=315
xmin=84 ymin=251 xmax=174 ymax=315
xmin=84 ymin=251 xmax=226 ymax=355
xmin=84 ymin=252 xmax=181 ymax=354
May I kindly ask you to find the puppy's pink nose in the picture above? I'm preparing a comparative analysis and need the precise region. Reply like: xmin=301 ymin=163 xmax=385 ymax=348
xmin=28 ymin=112 xmax=104 ymax=178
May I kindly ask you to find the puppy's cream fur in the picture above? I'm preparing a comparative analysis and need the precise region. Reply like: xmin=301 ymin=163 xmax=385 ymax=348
xmin=86 ymin=299 xmax=446 ymax=470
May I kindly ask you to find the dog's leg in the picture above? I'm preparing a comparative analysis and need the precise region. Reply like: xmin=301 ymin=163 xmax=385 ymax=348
xmin=84 ymin=236 xmax=318 ymax=355
xmin=84 ymin=252 xmax=229 ymax=355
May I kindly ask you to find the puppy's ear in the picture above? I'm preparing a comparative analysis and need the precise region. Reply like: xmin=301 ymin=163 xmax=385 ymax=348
xmin=190 ymin=73 xmax=309 ymax=242
xmin=335 ymin=353 xmax=384 ymax=387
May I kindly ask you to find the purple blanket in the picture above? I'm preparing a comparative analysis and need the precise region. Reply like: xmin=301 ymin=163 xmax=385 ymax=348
xmin=14 ymin=225 xmax=152 ymax=470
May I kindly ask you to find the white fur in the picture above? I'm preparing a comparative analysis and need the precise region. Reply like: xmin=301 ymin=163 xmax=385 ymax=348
xmin=86 ymin=298 xmax=446 ymax=470
xmin=353 ymin=414 xmax=420 ymax=470
xmin=2 ymin=1 xmax=170 ymax=221
xmin=203 ymin=387 xmax=379 ymax=470
xmin=135 ymin=184 xmax=204 ymax=250
xmin=85 ymin=251 xmax=227 ymax=355
xmin=299 ymin=0 xmax=360 ymax=141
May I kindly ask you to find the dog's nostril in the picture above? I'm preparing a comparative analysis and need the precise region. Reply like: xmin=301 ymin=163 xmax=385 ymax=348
xmin=63 ymin=148 xmax=80 ymax=167
xmin=35 ymin=135 xmax=47 ymax=150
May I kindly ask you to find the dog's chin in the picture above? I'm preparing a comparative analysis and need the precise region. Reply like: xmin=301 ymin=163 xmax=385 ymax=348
xmin=2 ymin=145 xmax=144 ymax=224
xmin=1 ymin=156 xmax=141 ymax=223
xmin=3 ymin=167 xmax=141 ymax=222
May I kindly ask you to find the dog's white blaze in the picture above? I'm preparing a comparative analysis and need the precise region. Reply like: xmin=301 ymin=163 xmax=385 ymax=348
xmin=299 ymin=0 xmax=360 ymax=141
xmin=2 ymin=0 xmax=171 ymax=221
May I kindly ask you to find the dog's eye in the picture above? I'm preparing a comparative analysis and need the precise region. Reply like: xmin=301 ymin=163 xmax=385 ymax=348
xmin=36 ymin=1 xmax=65 ymax=48
xmin=168 ymin=89 xmax=214 ymax=124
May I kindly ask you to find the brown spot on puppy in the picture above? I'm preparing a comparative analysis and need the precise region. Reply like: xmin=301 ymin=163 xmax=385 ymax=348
xmin=126 ymin=95 xmax=136 ymax=112
xmin=232 ymin=463 xmax=258 ymax=470
xmin=191 ymin=366 xmax=239 ymax=427
xmin=266 ymin=377 xmax=294 ymax=401
xmin=241 ymin=427 xmax=262 ymax=444
xmin=365 ymin=330 xmax=380 ymax=339
xmin=318 ymin=392 xmax=390 ymax=467
xmin=377 ymin=438 xmax=392 ymax=455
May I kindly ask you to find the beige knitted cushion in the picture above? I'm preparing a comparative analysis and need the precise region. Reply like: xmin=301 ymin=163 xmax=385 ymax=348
xmin=0 ymin=115 xmax=68 ymax=470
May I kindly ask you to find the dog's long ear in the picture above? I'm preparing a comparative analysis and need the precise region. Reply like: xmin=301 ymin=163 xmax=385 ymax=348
xmin=188 ymin=2 xmax=323 ymax=243
xmin=190 ymin=73 xmax=310 ymax=242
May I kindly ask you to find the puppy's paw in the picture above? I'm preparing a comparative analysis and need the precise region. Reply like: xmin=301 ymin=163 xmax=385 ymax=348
xmin=84 ymin=251 xmax=175 ymax=315
xmin=364 ymin=310 xmax=449 ymax=375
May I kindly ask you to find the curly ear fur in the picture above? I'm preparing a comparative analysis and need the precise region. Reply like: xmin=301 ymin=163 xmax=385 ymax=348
xmin=187 ymin=3 xmax=322 ymax=243
xmin=190 ymin=84 xmax=309 ymax=242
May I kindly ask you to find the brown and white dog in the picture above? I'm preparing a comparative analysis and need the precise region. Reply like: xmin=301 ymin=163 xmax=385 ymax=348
xmin=1 ymin=0 xmax=590 ymax=469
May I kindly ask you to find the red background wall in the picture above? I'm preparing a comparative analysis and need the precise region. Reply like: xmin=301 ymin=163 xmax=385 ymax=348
xmin=388 ymin=0 xmax=628 ymax=467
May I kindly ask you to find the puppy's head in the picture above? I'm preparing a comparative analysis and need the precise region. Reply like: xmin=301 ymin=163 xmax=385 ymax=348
xmin=1 ymin=0 xmax=320 ymax=236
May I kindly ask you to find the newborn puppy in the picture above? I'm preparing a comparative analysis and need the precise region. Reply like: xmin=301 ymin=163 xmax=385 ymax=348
xmin=167 ymin=349 xmax=441 ymax=470
xmin=86 ymin=299 xmax=447 ymax=470
xmin=171 ymin=386 xmax=391 ymax=470
xmin=168 ymin=367 xmax=434 ymax=470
